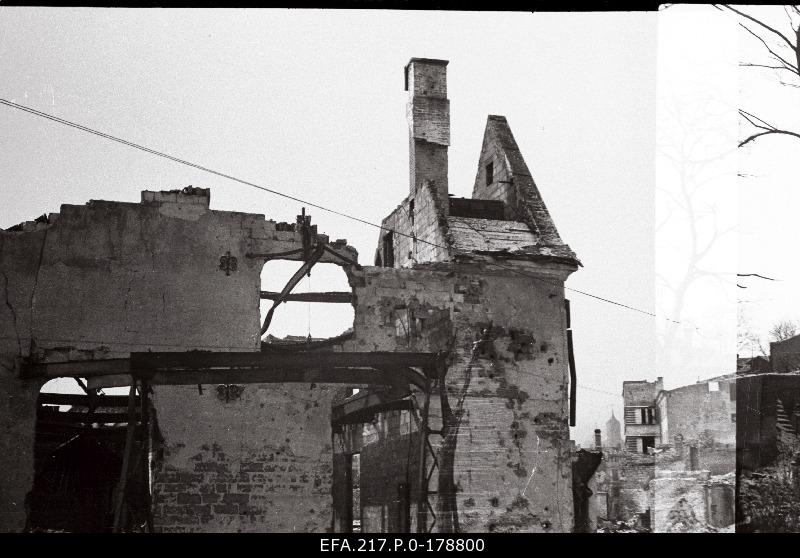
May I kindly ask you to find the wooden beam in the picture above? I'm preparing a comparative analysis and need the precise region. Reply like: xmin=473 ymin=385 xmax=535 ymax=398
xmin=113 ymin=382 xmax=138 ymax=533
xmin=36 ymin=409 xmax=138 ymax=424
xmin=21 ymin=358 xmax=131 ymax=379
xmin=34 ymin=422 xmax=138 ymax=434
xmin=38 ymin=393 xmax=140 ymax=407
xmin=25 ymin=351 xmax=443 ymax=391
xmin=259 ymin=291 xmax=353 ymax=303
xmin=146 ymin=367 xmax=421 ymax=389
xmin=130 ymin=351 xmax=443 ymax=373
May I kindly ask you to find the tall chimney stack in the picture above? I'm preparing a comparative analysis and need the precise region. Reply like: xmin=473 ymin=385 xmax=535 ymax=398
xmin=405 ymin=58 xmax=450 ymax=210
xmin=594 ymin=428 xmax=602 ymax=449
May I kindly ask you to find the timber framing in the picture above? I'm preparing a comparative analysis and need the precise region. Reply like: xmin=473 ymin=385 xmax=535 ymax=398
xmin=259 ymin=291 xmax=353 ymax=303
xmin=21 ymin=351 xmax=445 ymax=392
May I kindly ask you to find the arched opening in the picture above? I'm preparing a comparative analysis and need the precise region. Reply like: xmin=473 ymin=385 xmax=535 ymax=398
xmin=259 ymin=260 xmax=355 ymax=345
xmin=28 ymin=378 xmax=153 ymax=532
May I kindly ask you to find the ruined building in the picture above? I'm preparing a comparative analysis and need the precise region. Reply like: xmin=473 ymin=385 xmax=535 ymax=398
xmin=597 ymin=376 xmax=736 ymax=531
xmin=623 ymin=378 xmax=662 ymax=454
xmin=0 ymin=58 xmax=583 ymax=533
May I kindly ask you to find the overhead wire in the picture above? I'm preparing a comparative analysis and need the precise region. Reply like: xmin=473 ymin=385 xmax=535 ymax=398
xmin=1 ymin=97 xmax=692 ymax=327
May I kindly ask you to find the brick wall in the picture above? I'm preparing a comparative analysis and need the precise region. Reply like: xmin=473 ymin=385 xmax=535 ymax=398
xmin=152 ymin=384 xmax=337 ymax=532
xmin=406 ymin=60 xmax=447 ymax=99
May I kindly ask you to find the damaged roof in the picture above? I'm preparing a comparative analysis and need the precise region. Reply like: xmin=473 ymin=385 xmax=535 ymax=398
xmin=468 ymin=115 xmax=580 ymax=266
xmin=447 ymin=217 xmax=537 ymax=253
xmin=447 ymin=216 xmax=579 ymax=265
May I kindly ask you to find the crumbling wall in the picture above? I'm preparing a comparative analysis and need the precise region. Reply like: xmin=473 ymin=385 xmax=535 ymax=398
xmin=2 ymin=187 xmax=577 ymax=533
xmin=345 ymin=261 xmax=576 ymax=532
xmin=655 ymin=443 xmax=735 ymax=477
xmin=0 ymin=190 xmax=352 ymax=532
xmin=152 ymin=384 xmax=336 ymax=532
xmin=378 ymin=181 xmax=451 ymax=268
xmin=650 ymin=471 xmax=709 ymax=533
xmin=662 ymin=380 xmax=736 ymax=447
xmin=623 ymin=379 xmax=661 ymax=407
xmin=605 ymin=452 xmax=654 ymax=524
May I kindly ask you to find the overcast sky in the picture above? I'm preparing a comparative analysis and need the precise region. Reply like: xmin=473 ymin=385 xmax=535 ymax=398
xmin=1 ymin=7 xmax=780 ymax=445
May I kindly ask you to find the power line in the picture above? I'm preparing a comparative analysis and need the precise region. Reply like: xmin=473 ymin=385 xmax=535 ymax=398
xmin=0 ymin=99 xmax=382 ymax=232
xmin=577 ymin=384 xmax=621 ymax=397
xmin=1 ymin=97 xmax=683 ymax=326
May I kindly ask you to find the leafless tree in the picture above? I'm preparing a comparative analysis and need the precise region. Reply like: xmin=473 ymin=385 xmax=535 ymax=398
xmin=738 ymin=306 xmax=768 ymax=357
xmin=769 ymin=319 xmax=799 ymax=342
xmin=718 ymin=5 xmax=800 ymax=146
xmin=655 ymin=88 xmax=738 ymax=374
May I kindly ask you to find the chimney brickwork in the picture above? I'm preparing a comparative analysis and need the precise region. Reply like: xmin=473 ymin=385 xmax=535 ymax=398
xmin=405 ymin=58 xmax=450 ymax=210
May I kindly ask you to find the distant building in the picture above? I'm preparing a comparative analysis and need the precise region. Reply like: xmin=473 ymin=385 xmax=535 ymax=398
xmin=656 ymin=374 xmax=737 ymax=448
xmin=622 ymin=378 xmax=663 ymax=454
xmin=606 ymin=411 xmax=622 ymax=449
xmin=601 ymin=375 xmax=736 ymax=531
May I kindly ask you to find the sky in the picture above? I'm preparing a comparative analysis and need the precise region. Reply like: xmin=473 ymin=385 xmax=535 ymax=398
xmin=734 ymin=6 xmax=800 ymax=358
xmin=0 ymin=7 xmax=780 ymax=445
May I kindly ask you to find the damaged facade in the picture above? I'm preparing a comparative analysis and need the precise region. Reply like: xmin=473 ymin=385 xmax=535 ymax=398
xmin=0 ymin=58 xmax=584 ymax=533
xmin=596 ymin=376 xmax=736 ymax=532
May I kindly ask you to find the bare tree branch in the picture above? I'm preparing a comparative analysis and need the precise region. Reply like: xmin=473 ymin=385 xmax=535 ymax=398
xmin=740 ymin=128 xmax=800 ymax=147
xmin=723 ymin=5 xmax=797 ymax=51
xmin=740 ymin=62 xmax=799 ymax=76
xmin=738 ymin=22 xmax=799 ymax=74
xmin=739 ymin=108 xmax=800 ymax=147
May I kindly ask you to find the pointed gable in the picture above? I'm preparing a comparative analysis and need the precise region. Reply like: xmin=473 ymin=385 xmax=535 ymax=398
xmin=471 ymin=115 xmax=579 ymax=265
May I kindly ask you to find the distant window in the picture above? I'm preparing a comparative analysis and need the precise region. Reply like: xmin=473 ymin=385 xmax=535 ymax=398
xmin=640 ymin=407 xmax=656 ymax=425
xmin=641 ymin=436 xmax=655 ymax=454
xmin=731 ymin=413 xmax=736 ymax=423
xmin=485 ymin=162 xmax=493 ymax=186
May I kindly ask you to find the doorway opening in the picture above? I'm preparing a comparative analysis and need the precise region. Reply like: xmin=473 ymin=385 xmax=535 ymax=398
xmin=27 ymin=378 xmax=154 ymax=532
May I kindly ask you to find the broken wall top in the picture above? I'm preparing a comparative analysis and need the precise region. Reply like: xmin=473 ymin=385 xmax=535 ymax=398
xmin=0 ymin=188 xmax=358 ymax=360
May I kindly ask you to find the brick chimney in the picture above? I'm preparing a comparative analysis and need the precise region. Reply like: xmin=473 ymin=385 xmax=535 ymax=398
xmin=594 ymin=428 xmax=602 ymax=449
xmin=405 ymin=58 xmax=449 ymax=210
